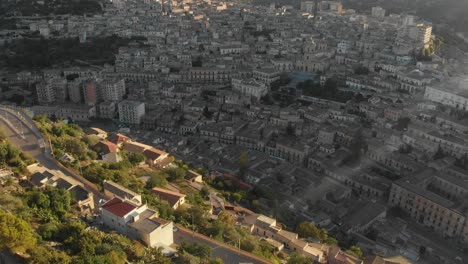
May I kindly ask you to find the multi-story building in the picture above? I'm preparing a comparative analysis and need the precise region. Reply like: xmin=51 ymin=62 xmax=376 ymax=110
xmin=59 ymin=104 xmax=96 ymax=121
xmin=67 ymin=79 xmax=83 ymax=103
xmin=389 ymin=170 xmax=468 ymax=243
xmin=98 ymin=101 xmax=117 ymax=119
xmin=50 ymin=78 xmax=68 ymax=103
xmin=36 ymin=77 xmax=67 ymax=104
xmin=100 ymin=78 xmax=126 ymax=101
xmin=253 ymin=68 xmax=280 ymax=85
xmin=406 ymin=23 xmax=432 ymax=49
xmin=273 ymin=138 xmax=311 ymax=166
xmin=371 ymin=6 xmax=386 ymax=18
xmin=118 ymin=100 xmax=145 ymax=124
xmin=424 ymin=79 xmax=468 ymax=111
xmin=183 ymin=67 xmax=232 ymax=83
xmin=231 ymin=78 xmax=268 ymax=99
xmin=36 ymin=81 xmax=55 ymax=104
xmin=101 ymin=197 xmax=174 ymax=247
xmin=83 ymin=79 xmax=98 ymax=105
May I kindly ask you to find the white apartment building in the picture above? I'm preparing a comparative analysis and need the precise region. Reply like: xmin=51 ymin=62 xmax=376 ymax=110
xmin=36 ymin=81 xmax=55 ymax=104
xmin=219 ymin=45 xmax=243 ymax=55
xmin=424 ymin=80 xmax=468 ymax=111
xmin=118 ymin=100 xmax=145 ymax=124
xmin=407 ymin=23 xmax=432 ymax=48
xmin=253 ymin=68 xmax=280 ymax=84
xmin=101 ymin=197 xmax=174 ymax=247
xmin=100 ymin=78 xmax=126 ymax=101
xmin=231 ymin=78 xmax=268 ymax=99
xmin=371 ymin=6 xmax=386 ymax=18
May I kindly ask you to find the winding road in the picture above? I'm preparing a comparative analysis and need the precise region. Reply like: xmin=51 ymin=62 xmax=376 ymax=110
xmin=0 ymin=106 xmax=270 ymax=264
xmin=0 ymin=107 xmax=109 ymax=204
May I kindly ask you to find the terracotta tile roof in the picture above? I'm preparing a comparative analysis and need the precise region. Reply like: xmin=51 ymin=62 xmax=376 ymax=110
xmin=108 ymin=133 xmax=131 ymax=145
xmin=101 ymin=197 xmax=136 ymax=217
xmin=143 ymin=148 xmax=167 ymax=161
xmin=122 ymin=141 xmax=150 ymax=153
xmin=95 ymin=140 xmax=118 ymax=154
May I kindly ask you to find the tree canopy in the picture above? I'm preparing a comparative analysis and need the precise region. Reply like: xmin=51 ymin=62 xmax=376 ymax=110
xmin=0 ymin=211 xmax=37 ymax=254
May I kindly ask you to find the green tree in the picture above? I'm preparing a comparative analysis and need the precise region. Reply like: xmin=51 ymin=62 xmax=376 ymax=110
xmin=51 ymin=126 xmax=64 ymax=137
xmin=38 ymin=221 xmax=59 ymax=240
xmin=296 ymin=222 xmax=325 ymax=240
xmin=175 ymin=251 xmax=200 ymax=264
xmin=346 ymin=246 xmax=363 ymax=259
xmin=62 ymin=137 xmax=87 ymax=158
xmin=287 ymin=252 xmax=313 ymax=264
xmin=128 ymin=152 xmax=146 ymax=165
xmin=28 ymin=246 xmax=71 ymax=264
xmin=146 ymin=171 xmax=168 ymax=188
xmin=0 ymin=211 xmax=36 ymax=253
xmin=168 ymin=167 xmax=186 ymax=181
xmin=0 ymin=192 xmax=24 ymax=214
xmin=240 ymin=239 xmax=258 ymax=252
xmin=178 ymin=242 xmax=212 ymax=258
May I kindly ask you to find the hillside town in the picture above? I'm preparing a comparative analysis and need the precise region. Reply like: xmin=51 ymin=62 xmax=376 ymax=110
xmin=1 ymin=0 xmax=468 ymax=263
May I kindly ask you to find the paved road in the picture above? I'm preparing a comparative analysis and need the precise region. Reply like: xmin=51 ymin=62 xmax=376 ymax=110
xmin=0 ymin=107 xmax=271 ymax=263
xmin=174 ymin=225 xmax=270 ymax=264
xmin=0 ymin=108 xmax=108 ymax=205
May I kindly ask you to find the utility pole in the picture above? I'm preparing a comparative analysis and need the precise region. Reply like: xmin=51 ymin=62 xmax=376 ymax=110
xmin=19 ymin=120 xmax=24 ymax=139
xmin=48 ymin=136 xmax=54 ymax=156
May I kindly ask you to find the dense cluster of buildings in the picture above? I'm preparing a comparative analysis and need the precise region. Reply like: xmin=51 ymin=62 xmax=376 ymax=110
xmin=2 ymin=0 xmax=468 ymax=262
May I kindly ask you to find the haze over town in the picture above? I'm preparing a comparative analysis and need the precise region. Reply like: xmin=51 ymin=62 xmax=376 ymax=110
xmin=1 ymin=0 xmax=468 ymax=264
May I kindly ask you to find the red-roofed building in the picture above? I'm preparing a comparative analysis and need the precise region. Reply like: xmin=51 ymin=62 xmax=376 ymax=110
xmin=94 ymin=140 xmax=121 ymax=163
xmin=152 ymin=187 xmax=186 ymax=209
xmin=101 ymin=197 xmax=141 ymax=234
xmin=107 ymin=133 xmax=131 ymax=147
xmin=143 ymin=148 xmax=169 ymax=167
xmin=122 ymin=141 xmax=169 ymax=167
xmin=100 ymin=197 xmax=174 ymax=247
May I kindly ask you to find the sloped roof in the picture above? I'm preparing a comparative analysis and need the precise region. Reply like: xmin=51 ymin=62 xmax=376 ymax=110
xmin=69 ymin=185 xmax=91 ymax=202
xmin=55 ymin=177 xmax=74 ymax=190
xmin=101 ymin=197 xmax=136 ymax=217
xmin=123 ymin=141 xmax=150 ymax=153
xmin=152 ymin=187 xmax=185 ymax=208
xmin=143 ymin=148 xmax=167 ymax=161
xmin=104 ymin=180 xmax=140 ymax=202
xmin=108 ymin=133 xmax=131 ymax=145
xmin=30 ymin=172 xmax=50 ymax=186
xmin=96 ymin=140 xmax=118 ymax=154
